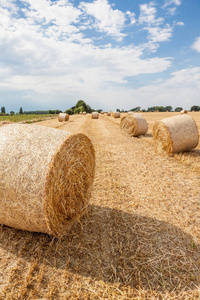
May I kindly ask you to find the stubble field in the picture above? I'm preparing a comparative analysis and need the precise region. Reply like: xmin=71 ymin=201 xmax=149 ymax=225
xmin=0 ymin=111 xmax=199 ymax=299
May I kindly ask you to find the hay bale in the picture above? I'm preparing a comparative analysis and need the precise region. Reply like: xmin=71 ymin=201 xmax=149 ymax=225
xmin=113 ymin=112 xmax=120 ymax=118
xmin=92 ymin=112 xmax=99 ymax=119
xmin=0 ymin=124 xmax=95 ymax=237
xmin=127 ymin=111 xmax=134 ymax=115
xmin=101 ymin=111 xmax=104 ymax=115
xmin=120 ymin=115 xmax=148 ymax=137
xmin=58 ymin=113 xmax=69 ymax=122
xmin=83 ymin=112 xmax=86 ymax=115
xmin=153 ymin=115 xmax=199 ymax=154
xmin=107 ymin=111 xmax=111 ymax=116
xmin=181 ymin=110 xmax=188 ymax=114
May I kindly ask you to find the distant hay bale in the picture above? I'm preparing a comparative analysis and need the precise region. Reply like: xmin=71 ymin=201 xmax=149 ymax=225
xmin=113 ymin=112 xmax=120 ymax=118
xmin=128 ymin=111 xmax=134 ymax=115
xmin=58 ymin=113 xmax=69 ymax=122
xmin=107 ymin=111 xmax=111 ymax=116
xmin=0 ymin=124 xmax=95 ymax=237
xmin=101 ymin=111 xmax=104 ymax=115
xmin=120 ymin=115 xmax=148 ymax=137
xmin=153 ymin=115 xmax=199 ymax=154
xmin=181 ymin=110 xmax=188 ymax=114
xmin=83 ymin=112 xmax=86 ymax=115
xmin=79 ymin=112 xmax=83 ymax=115
xmin=92 ymin=112 xmax=99 ymax=119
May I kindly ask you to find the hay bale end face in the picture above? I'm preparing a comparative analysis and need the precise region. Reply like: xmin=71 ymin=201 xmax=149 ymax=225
xmin=0 ymin=124 xmax=95 ymax=237
xmin=113 ymin=112 xmax=120 ymax=118
xmin=120 ymin=115 xmax=148 ymax=137
xmin=153 ymin=114 xmax=199 ymax=154
xmin=181 ymin=109 xmax=188 ymax=114
xmin=92 ymin=112 xmax=99 ymax=119
xmin=58 ymin=113 xmax=69 ymax=122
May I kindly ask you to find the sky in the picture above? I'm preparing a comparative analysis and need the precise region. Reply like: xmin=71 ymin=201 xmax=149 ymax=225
xmin=0 ymin=0 xmax=200 ymax=112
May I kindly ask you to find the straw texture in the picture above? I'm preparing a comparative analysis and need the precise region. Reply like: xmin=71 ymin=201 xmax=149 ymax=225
xmin=181 ymin=110 xmax=188 ymax=114
xmin=153 ymin=115 xmax=199 ymax=154
xmin=120 ymin=115 xmax=148 ymax=137
xmin=58 ymin=113 xmax=69 ymax=122
xmin=92 ymin=112 xmax=99 ymax=119
xmin=0 ymin=124 xmax=95 ymax=237
xmin=113 ymin=112 xmax=120 ymax=118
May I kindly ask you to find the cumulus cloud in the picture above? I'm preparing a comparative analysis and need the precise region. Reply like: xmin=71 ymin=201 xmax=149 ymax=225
xmin=139 ymin=2 xmax=164 ymax=26
xmin=79 ymin=0 xmax=126 ymax=40
xmin=144 ymin=24 xmax=173 ymax=43
xmin=163 ymin=0 xmax=181 ymax=15
xmin=192 ymin=37 xmax=200 ymax=53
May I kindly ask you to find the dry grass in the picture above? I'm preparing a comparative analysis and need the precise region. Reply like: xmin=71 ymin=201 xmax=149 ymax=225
xmin=0 ymin=112 xmax=199 ymax=299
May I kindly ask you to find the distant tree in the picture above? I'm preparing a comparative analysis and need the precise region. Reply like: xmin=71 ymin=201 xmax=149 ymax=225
xmin=19 ymin=107 xmax=23 ymax=114
xmin=191 ymin=105 xmax=200 ymax=111
xmin=86 ymin=104 xmax=92 ymax=113
xmin=165 ymin=106 xmax=173 ymax=112
xmin=10 ymin=111 xmax=15 ymax=115
xmin=175 ymin=107 xmax=183 ymax=112
xmin=65 ymin=108 xmax=74 ymax=115
xmin=1 ymin=106 xmax=6 ymax=113
xmin=130 ymin=106 xmax=141 ymax=112
xmin=116 ymin=108 xmax=120 ymax=112
xmin=75 ymin=100 xmax=87 ymax=111
xmin=74 ymin=107 xmax=81 ymax=114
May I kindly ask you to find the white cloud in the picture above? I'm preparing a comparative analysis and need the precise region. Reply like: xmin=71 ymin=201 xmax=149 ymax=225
xmin=144 ymin=24 xmax=173 ymax=43
xmin=126 ymin=11 xmax=136 ymax=25
xmin=163 ymin=0 xmax=181 ymax=8
xmin=163 ymin=0 xmax=181 ymax=15
xmin=79 ymin=0 xmax=126 ymax=40
xmin=139 ymin=2 xmax=164 ymax=26
xmin=192 ymin=37 xmax=200 ymax=53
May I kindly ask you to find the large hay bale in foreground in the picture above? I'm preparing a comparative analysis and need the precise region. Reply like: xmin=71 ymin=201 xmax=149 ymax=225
xmin=58 ymin=113 xmax=69 ymax=122
xmin=120 ymin=115 xmax=148 ymax=137
xmin=0 ymin=124 xmax=95 ymax=237
xmin=113 ymin=112 xmax=120 ymax=118
xmin=153 ymin=115 xmax=199 ymax=154
xmin=92 ymin=112 xmax=99 ymax=119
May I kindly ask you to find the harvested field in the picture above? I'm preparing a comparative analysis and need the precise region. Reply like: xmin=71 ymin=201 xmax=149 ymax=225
xmin=0 ymin=112 xmax=200 ymax=299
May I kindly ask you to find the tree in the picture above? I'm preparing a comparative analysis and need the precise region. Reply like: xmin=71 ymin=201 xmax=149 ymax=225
xmin=75 ymin=100 xmax=87 ymax=112
xmin=10 ymin=111 xmax=15 ymax=115
xmin=175 ymin=107 xmax=183 ymax=112
xmin=19 ymin=107 xmax=23 ymax=114
xmin=74 ymin=107 xmax=81 ymax=114
xmin=165 ymin=106 xmax=173 ymax=112
xmin=1 ymin=106 xmax=5 ymax=113
xmin=191 ymin=105 xmax=200 ymax=111
xmin=116 ymin=108 xmax=120 ymax=112
xmin=65 ymin=108 xmax=74 ymax=115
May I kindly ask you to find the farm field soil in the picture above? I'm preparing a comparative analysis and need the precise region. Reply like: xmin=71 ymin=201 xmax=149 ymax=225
xmin=0 ymin=113 xmax=199 ymax=299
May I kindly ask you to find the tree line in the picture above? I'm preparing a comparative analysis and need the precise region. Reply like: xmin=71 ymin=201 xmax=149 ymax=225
xmin=1 ymin=103 xmax=200 ymax=116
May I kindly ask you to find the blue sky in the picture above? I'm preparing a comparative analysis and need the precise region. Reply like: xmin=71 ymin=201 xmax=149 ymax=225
xmin=0 ymin=0 xmax=200 ymax=112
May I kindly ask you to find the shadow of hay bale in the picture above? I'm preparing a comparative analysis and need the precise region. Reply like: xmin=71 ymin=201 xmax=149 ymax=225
xmin=0 ymin=205 xmax=199 ymax=294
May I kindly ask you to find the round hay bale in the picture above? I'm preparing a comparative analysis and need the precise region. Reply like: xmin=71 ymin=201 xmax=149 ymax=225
xmin=153 ymin=115 xmax=199 ymax=154
xmin=79 ymin=112 xmax=83 ymax=115
xmin=120 ymin=115 xmax=148 ymax=137
xmin=101 ymin=111 xmax=104 ymax=115
xmin=113 ymin=112 xmax=120 ymax=118
xmin=92 ymin=112 xmax=99 ymax=119
xmin=127 ymin=111 xmax=134 ymax=115
xmin=58 ymin=113 xmax=69 ymax=122
xmin=0 ymin=124 xmax=95 ymax=237
xmin=107 ymin=111 xmax=111 ymax=116
xmin=181 ymin=109 xmax=188 ymax=114
xmin=83 ymin=112 xmax=86 ymax=115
